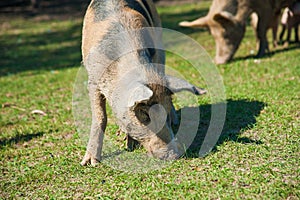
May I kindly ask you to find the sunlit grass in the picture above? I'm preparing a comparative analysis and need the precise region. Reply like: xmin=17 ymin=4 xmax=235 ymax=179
xmin=0 ymin=1 xmax=299 ymax=199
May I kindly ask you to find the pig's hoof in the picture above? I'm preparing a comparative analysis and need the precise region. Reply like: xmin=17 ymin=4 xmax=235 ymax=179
xmin=81 ymin=151 xmax=100 ymax=166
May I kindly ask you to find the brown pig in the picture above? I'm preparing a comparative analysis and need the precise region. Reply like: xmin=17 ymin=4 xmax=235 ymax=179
xmin=179 ymin=0 xmax=296 ymax=64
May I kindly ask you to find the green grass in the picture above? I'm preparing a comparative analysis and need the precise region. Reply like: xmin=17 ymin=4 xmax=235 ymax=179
xmin=1 ymin=1 xmax=299 ymax=199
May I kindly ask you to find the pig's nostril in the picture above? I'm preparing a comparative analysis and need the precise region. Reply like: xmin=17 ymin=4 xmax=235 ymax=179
xmin=147 ymin=104 xmax=167 ymax=133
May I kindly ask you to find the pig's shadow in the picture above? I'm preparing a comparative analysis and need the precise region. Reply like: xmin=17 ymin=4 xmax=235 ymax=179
xmin=0 ymin=132 xmax=44 ymax=149
xmin=174 ymin=99 xmax=265 ymax=158
xmin=234 ymin=42 xmax=300 ymax=62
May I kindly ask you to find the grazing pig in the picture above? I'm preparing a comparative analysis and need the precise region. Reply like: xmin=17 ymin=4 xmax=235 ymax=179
xmin=179 ymin=0 xmax=296 ymax=64
xmin=279 ymin=2 xmax=300 ymax=44
xmin=81 ymin=0 xmax=206 ymax=166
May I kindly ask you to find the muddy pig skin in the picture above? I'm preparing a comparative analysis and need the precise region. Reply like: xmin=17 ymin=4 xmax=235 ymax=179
xmin=81 ymin=0 xmax=206 ymax=166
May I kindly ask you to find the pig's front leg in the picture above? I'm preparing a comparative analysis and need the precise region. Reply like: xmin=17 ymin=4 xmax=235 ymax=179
xmin=81 ymin=86 xmax=107 ymax=166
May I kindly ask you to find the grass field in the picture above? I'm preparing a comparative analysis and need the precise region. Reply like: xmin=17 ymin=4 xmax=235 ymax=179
xmin=1 ymin=1 xmax=299 ymax=199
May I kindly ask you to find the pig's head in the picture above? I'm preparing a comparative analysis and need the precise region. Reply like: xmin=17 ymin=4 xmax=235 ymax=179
xmin=127 ymin=81 xmax=176 ymax=160
xmin=180 ymin=11 xmax=246 ymax=64
xmin=123 ymin=71 xmax=206 ymax=160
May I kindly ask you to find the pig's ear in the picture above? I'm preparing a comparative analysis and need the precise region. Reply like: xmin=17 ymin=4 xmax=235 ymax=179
xmin=165 ymin=75 xmax=206 ymax=95
xmin=127 ymin=85 xmax=153 ymax=107
xmin=213 ymin=11 xmax=236 ymax=26
xmin=179 ymin=16 xmax=208 ymax=28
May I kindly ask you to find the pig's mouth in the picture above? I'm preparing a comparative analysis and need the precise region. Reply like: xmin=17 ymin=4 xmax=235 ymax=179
xmin=151 ymin=148 xmax=180 ymax=160
xmin=214 ymin=44 xmax=235 ymax=64
xmin=150 ymin=126 xmax=182 ymax=160
xmin=214 ymin=35 xmax=242 ymax=64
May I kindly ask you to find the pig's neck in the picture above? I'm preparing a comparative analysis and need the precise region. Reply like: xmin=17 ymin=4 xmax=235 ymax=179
xmin=235 ymin=1 xmax=252 ymax=23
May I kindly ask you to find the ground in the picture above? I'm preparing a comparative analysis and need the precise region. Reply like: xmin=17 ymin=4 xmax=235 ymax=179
xmin=0 ymin=0 xmax=299 ymax=199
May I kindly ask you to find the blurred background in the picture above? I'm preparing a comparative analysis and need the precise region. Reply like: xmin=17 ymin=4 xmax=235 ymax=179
xmin=0 ymin=0 xmax=200 ymax=17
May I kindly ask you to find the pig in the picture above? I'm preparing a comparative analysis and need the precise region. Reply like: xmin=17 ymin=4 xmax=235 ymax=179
xmin=179 ymin=0 xmax=296 ymax=64
xmin=250 ymin=10 xmax=281 ymax=48
xmin=80 ymin=0 xmax=206 ymax=166
xmin=279 ymin=2 xmax=300 ymax=44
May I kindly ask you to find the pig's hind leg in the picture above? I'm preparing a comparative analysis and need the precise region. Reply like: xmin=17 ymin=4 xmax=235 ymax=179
xmin=81 ymin=86 xmax=107 ymax=166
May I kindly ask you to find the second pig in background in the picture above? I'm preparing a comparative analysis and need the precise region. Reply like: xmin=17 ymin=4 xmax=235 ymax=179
xmin=179 ymin=0 xmax=296 ymax=64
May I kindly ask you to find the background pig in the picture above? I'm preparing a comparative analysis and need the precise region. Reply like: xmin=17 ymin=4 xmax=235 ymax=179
xmin=279 ymin=2 xmax=300 ymax=44
xmin=81 ymin=0 xmax=206 ymax=166
xmin=179 ymin=0 xmax=296 ymax=64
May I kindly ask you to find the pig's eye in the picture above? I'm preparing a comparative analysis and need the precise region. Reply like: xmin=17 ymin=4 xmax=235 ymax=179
xmin=147 ymin=48 xmax=155 ymax=57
